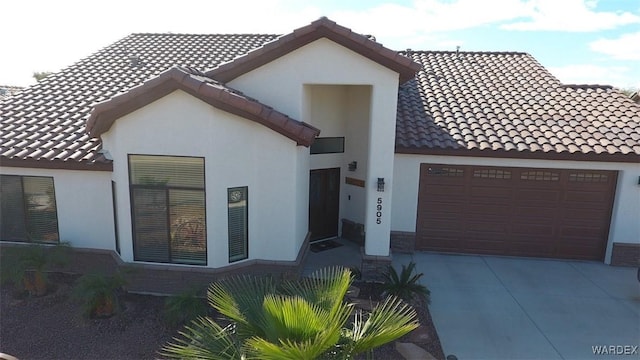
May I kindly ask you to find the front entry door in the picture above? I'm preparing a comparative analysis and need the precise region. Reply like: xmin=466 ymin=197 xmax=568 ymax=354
xmin=309 ymin=168 xmax=340 ymax=242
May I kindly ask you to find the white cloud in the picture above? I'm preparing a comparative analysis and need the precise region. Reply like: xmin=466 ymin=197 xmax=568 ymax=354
xmin=326 ymin=0 xmax=531 ymax=50
xmin=501 ymin=0 xmax=640 ymax=32
xmin=590 ymin=32 xmax=640 ymax=60
xmin=548 ymin=64 xmax=639 ymax=88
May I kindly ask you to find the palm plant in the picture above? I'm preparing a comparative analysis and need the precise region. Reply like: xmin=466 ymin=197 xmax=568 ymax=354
xmin=164 ymin=286 xmax=208 ymax=327
xmin=3 ymin=243 xmax=70 ymax=296
xmin=73 ymin=272 xmax=127 ymax=317
xmin=162 ymin=267 xmax=419 ymax=359
xmin=382 ymin=261 xmax=430 ymax=304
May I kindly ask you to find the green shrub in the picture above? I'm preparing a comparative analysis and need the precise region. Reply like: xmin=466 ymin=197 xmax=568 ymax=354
xmin=164 ymin=286 xmax=208 ymax=327
xmin=2 ymin=243 xmax=70 ymax=296
xmin=162 ymin=267 xmax=419 ymax=359
xmin=73 ymin=272 xmax=127 ymax=318
xmin=383 ymin=261 xmax=430 ymax=304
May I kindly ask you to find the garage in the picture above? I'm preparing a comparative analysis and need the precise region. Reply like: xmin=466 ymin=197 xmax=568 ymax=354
xmin=416 ymin=164 xmax=617 ymax=260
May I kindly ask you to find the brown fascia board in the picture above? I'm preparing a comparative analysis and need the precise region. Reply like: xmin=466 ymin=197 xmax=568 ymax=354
xmin=0 ymin=157 xmax=113 ymax=171
xmin=206 ymin=17 xmax=421 ymax=84
xmin=87 ymin=68 xmax=320 ymax=147
xmin=395 ymin=146 xmax=640 ymax=163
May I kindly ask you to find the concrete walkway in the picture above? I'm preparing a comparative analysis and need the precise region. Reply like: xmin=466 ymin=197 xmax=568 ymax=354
xmin=393 ymin=252 xmax=640 ymax=360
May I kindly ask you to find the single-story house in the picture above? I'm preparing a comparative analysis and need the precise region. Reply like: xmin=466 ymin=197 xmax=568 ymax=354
xmin=1 ymin=17 xmax=638 ymax=276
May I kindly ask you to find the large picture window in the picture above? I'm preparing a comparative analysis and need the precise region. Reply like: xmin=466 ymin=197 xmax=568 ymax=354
xmin=228 ymin=187 xmax=248 ymax=262
xmin=129 ymin=155 xmax=206 ymax=265
xmin=0 ymin=175 xmax=59 ymax=243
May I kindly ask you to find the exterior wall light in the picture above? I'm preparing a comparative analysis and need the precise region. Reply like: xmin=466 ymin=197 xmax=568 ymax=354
xmin=377 ymin=177 xmax=385 ymax=192
xmin=348 ymin=161 xmax=357 ymax=171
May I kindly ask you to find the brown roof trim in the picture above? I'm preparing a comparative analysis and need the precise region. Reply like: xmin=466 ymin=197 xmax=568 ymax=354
xmin=395 ymin=147 xmax=640 ymax=163
xmin=206 ymin=17 xmax=421 ymax=84
xmin=86 ymin=67 xmax=320 ymax=146
xmin=0 ymin=157 xmax=113 ymax=171
xmin=560 ymin=84 xmax=614 ymax=90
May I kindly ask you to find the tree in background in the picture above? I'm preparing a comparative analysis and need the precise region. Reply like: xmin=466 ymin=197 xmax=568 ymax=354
xmin=33 ymin=72 xmax=52 ymax=81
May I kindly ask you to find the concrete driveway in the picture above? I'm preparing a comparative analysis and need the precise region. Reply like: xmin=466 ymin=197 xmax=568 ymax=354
xmin=393 ymin=252 xmax=640 ymax=360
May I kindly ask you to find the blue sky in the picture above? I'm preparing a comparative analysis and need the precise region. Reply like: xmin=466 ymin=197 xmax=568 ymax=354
xmin=2 ymin=0 xmax=639 ymax=90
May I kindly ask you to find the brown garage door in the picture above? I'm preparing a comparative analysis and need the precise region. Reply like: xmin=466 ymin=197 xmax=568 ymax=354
xmin=416 ymin=164 xmax=617 ymax=260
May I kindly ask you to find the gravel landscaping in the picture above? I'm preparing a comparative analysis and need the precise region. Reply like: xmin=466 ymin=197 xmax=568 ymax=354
xmin=1 ymin=273 xmax=443 ymax=360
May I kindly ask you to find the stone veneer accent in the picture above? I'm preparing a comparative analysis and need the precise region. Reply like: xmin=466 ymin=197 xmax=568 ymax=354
xmin=610 ymin=243 xmax=640 ymax=267
xmin=360 ymin=247 xmax=392 ymax=282
xmin=390 ymin=231 xmax=416 ymax=253
xmin=341 ymin=218 xmax=365 ymax=246
xmin=0 ymin=233 xmax=311 ymax=296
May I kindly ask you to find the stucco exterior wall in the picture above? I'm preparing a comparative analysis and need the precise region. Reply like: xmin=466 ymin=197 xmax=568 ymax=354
xmin=230 ymin=38 xmax=401 ymax=256
xmin=392 ymin=154 xmax=640 ymax=263
xmin=0 ymin=166 xmax=115 ymax=250
xmin=101 ymin=90 xmax=301 ymax=267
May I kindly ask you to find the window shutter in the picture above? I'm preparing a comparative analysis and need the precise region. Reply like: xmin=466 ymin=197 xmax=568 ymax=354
xmin=228 ymin=187 xmax=248 ymax=262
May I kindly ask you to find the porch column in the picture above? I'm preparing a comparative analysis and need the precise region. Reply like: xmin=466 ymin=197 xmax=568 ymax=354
xmin=363 ymin=85 xmax=397 ymax=257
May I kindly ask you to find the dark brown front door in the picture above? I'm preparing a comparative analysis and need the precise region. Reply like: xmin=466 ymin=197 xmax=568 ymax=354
xmin=415 ymin=164 xmax=617 ymax=260
xmin=309 ymin=168 xmax=340 ymax=242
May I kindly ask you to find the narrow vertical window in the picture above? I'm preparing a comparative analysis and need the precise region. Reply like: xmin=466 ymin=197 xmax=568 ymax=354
xmin=111 ymin=181 xmax=120 ymax=254
xmin=228 ymin=187 xmax=248 ymax=262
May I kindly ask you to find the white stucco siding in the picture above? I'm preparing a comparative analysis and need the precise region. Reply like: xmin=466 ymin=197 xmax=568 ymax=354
xmin=392 ymin=154 xmax=640 ymax=263
xmin=229 ymin=38 xmax=399 ymax=120
xmin=0 ymin=166 xmax=115 ymax=250
xmin=230 ymin=38 xmax=401 ymax=256
xmin=101 ymin=90 xmax=301 ymax=267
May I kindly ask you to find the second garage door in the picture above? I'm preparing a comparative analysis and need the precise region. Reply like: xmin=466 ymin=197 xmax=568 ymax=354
xmin=416 ymin=164 xmax=617 ymax=260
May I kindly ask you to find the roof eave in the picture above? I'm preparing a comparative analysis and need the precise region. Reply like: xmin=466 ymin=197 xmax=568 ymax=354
xmin=206 ymin=17 xmax=421 ymax=84
xmin=394 ymin=146 xmax=640 ymax=163
xmin=0 ymin=157 xmax=113 ymax=171
xmin=86 ymin=67 xmax=320 ymax=147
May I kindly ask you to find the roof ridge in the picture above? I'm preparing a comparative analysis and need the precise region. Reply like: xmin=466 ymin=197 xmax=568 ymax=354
xmin=129 ymin=32 xmax=280 ymax=37
xmin=206 ymin=16 xmax=421 ymax=83
xmin=400 ymin=50 xmax=530 ymax=55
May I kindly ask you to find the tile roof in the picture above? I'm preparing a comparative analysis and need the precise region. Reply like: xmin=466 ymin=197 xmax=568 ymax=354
xmin=207 ymin=17 xmax=421 ymax=84
xmin=1 ymin=20 xmax=639 ymax=170
xmin=396 ymin=51 xmax=640 ymax=161
xmin=87 ymin=66 xmax=320 ymax=146
xmin=0 ymin=33 xmax=278 ymax=169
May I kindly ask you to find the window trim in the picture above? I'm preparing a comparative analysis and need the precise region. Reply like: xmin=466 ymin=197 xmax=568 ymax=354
xmin=111 ymin=181 xmax=120 ymax=254
xmin=228 ymin=186 xmax=249 ymax=263
xmin=127 ymin=154 xmax=207 ymax=266
xmin=0 ymin=175 xmax=60 ymax=244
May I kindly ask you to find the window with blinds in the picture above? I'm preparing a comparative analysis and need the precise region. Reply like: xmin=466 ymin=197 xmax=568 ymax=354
xmin=228 ymin=187 xmax=248 ymax=262
xmin=0 ymin=175 xmax=59 ymax=243
xmin=129 ymin=155 xmax=206 ymax=265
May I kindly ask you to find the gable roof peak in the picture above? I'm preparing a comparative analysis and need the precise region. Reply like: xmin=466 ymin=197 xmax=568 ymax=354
xmin=206 ymin=16 xmax=421 ymax=84
xmin=86 ymin=66 xmax=320 ymax=146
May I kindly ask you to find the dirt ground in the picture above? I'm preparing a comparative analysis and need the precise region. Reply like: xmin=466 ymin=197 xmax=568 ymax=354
xmin=0 ymin=274 xmax=443 ymax=360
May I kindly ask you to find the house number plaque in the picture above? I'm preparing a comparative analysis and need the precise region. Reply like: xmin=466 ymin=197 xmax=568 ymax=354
xmin=376 ymin=197 xmax=383 ymax=224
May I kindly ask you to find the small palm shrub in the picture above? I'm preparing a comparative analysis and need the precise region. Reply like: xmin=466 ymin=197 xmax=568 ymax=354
xmin=383 ymin=261 xmax=430 ymax=304
xmin=2 ymin=243 xmax=70 ymax=296
xmin=164 ymin=286 xmax=208 ymax=327
xmin=162 ymin=266 xmax=419 ymax=359
xmin=73 ymin=272 xmax=127 ymax=318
